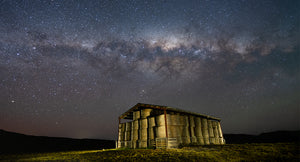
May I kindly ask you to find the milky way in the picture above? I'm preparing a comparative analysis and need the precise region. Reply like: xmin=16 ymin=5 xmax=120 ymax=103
xmin=0 ymin=0 xmax=299 ymax=139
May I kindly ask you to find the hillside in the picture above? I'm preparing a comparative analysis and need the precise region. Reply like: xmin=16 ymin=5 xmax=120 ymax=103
xmin=224 ymin=130 xmax=300 ymax=144
xmin=0 ymin=129 xmax=115 ymax=154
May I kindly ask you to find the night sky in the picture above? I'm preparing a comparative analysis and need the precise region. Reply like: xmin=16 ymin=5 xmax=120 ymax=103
xmin=0 ymin=0 xmax=299 ymax=140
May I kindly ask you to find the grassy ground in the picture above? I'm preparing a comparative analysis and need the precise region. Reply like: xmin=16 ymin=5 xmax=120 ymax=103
xmin=0 ymin=143 xmax=299 ymax=161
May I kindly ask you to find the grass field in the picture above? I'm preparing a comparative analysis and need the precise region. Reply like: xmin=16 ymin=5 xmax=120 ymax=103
xmin=0 ymin=143 xmax=299 ymax=161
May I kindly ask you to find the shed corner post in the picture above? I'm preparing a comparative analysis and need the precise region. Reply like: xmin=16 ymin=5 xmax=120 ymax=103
xmin=164 ymin=108 xmax=168 ymax=148
xmin=117 ymin=117 xmax=121 ymax=149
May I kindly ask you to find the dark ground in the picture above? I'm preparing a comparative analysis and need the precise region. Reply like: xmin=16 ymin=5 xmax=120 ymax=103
xmin=1 ymin=143 xmax=299 ymax=161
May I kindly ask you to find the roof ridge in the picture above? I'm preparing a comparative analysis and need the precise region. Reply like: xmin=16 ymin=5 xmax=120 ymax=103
xmin=119 ymin=103 xmax=220 ymax=121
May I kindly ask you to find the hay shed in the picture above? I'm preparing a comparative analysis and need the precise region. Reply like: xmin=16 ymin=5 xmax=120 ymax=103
xmin=117 ymin=103 xmax=225 ymax=149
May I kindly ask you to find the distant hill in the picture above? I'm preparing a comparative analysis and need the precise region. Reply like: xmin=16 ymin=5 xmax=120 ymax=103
xmin=0 ymin=129 xmax=115 ymax=154
xmin=224 ymin=130 xmax=300 ymax=144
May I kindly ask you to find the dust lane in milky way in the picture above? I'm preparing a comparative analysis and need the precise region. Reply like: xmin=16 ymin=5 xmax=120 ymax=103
xmin=0 ymin=0 xmax=299 ymax=139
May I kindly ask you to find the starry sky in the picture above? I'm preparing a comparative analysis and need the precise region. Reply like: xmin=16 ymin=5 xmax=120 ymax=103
xmin=0 ymin=0 xmax=299 ymax=140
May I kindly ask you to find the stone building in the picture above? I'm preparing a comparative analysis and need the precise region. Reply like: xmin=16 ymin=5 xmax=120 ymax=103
xmin=117 ymin=103 xmax=225 ymax=149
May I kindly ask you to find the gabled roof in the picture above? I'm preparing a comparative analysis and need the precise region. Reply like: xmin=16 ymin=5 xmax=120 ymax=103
xmin=119 ymin=103 xmax=220 ymax=121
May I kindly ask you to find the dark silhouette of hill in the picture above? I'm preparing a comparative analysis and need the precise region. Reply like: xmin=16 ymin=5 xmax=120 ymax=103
xmin=0 ymin=129 xmax=115 ymax=154
xmin=224 ymin=130 xmax=300 ymax=144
